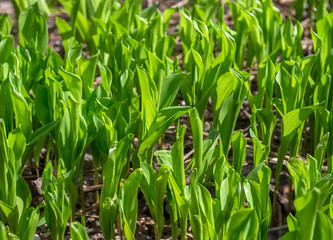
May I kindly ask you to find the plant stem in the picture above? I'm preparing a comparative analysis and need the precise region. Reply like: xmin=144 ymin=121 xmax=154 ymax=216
xmin=29 ymin=155 xmax=34 ymax=174
xmin=70 ymin=195 xmax=75 ymax=223
xmin=94 ymin=164 xmax=100 ymax=204
xmin=80 ymin=168 xmax=86 ymax=217
xmin=158 ymin=133 xmax=165 ymax=150
xmin=45 ymin=139 xmax=52 ymax=165
xmin=146 ymin=146 xmax=155 ymax=166
xmin=154 ymin=225 xmax=158 ymax=240
xmin=272 ymin=189 xmax=278 ymax=226
xmin=287 ymin=177 xmax=293 ymax=213
xmin=119 ymin=215 xmax=124 ymax=240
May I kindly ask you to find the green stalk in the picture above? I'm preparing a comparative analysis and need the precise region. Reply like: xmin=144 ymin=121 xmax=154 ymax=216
xmin=272 ymin=190 xmax=278 ymax=226
xmin=112 ymin=229 xmax=115 ymax=240
xmin=45 ymin=139 xmax=52 ymax=165
xmin=328 ymin=155 xmax=333 ymax=173
xmin=117 ymin=215 xmax=124 ymax=240
xmin=70 ymin=194 xmax=75 ymax=223
xmin=287 ymin=177 xmax=293 ymax=213
xmin=146 ymin=146 xmax=155 ymax=166
xmin=158 ymin=134 xmax=165 ymax=150
xmin=94 ymin=164 xmax=100 ymax=204
xmin=53 ymin=141 xmax=59 ymax=177
xmin=80 ymin=168 xmax=86 ymax=217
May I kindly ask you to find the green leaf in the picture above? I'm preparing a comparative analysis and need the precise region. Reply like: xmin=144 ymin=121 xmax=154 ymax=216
xmin=155 ymin=165 xmax=170 ymax=238
xmin=232 ymin=130 xmax=246 ymax=174
xmin=195 ymin=65 xmax=221 ymax=119
xmin=225 ymin=209 xmax=259 ymax=240
xmin=286 ymin=213 xmax=298 ymax=232
xmin=42 ymin=162 xmax=71 ymax=240
xmin=212 ymin=28 xmax=235 ymax=72
xmin=313 ymin=74 xmax=331 ymax=148
xmin=98 ymin=62 xmax=113 ymax=96
xmin=275 ymin=66 xmax=302 ymax=114
xmin=163 ymin=8 xmax=176 ymax=32
xmin=21 ymin=119 xmax=61 ymax=173
xmin=8 ymin=127 xmax=26 ymax=163
xmin=294 ymin=188 xmax=321 ymax=240
xmin=120 ymin=168 xmax=143 ymax=240
xmin=55 ymin=17 xmax=73 ymax=53
xmin=251 ymin=108 xmax=277 ymax=146
xmin=185 ymin=177 xmax=217 ymax=240
xmin=18 ymin=3 xmax=48 ymax=54
xmin=100 ymin=196 xmax=118 ymax=240
xmin=67 ymin=44 xmax=82 ymax=66
xmin=138 ymin=106 xmax=190 ymax=154
xmin=70 ymin=222 xmax=89 ymax=240
xmin=220 ymin=169 xmax=241 ymax=220
xmin=250 ymin=129 xmax=270 ymax=167
xmin=200 ymin=129 xmax=219 ymax=182
xmin=78 ymin=51 xmax=100 ymax=99
xmin=99 ymin=134 xmax=134 ymax=240
xmin=100 ymin=134 xmax=134 ymax=203
xmin=0 ymin=13 xmax=13 ymax=36
xmin=159 ymin=73 xmax=188 ymax=109
xmin=155 ymin=129 xmax=189 ymax=239
xmin=179 ymin=9 xmax=196 ymax=53
xmin=181 ymin=48 xmax=206 ymax=108
xmin=287 ymin=158 xmax=308 ymax=198
xmin=156 ymin=125 xmax=187 ymax=190
xmin=0 ymin=80 xmax=14 ymax=133
xmin=0 ymin=221 xmax=9 ymax=240
xmin=137 ymin=67 xmax=157 ymax=140
xmin=307 ymin=155 xmax=320 ymax=187
xmin=0 ymin=200 xmax=15 ymax=218
xmin=41 ymin=161 xmax=52 ymax=194
xmin=34 ymin=84 xmax=51 ymax=125
xmin=0 ymin=119 xmax=16 ymax=209
xmin=16 ymin=206 xmax=40 ymax=240
xmin=0 ymin=36 xmax=14 ymax=64
xmin=59 ymin=67 xmax=82 ymax=101
xmin=75 ymin=11 xmax=93 ymax=53
xmin=171 ymin=125 xmax=187 ymax=189
xmin=146 ymin=50 xmax=165 ymax=99
xmin=215 ymin=70 xmax=248 ymax=156
xmin=140 ymin=163 xmax=170 ymax=239
xmin=16 ymin=174 xmax=32 ymax=219
xmin=314 ymin=133 xmax=329 ymax=172
xmin=189 ymin=108 xmax=203 ymax=179
xmin=281 ymin=18 xmax=303 ymax=60
xmin=313 ymin=210 xmax=333 ymax=239
xmin=275 ymin=104 xmax=321 ymax=192
xmin=250 ymin=163 xmax=272 ymax=239
xmin=9 ymin=73 xmax=32 ymax=141
xmin=310 ymin=173 xmax=333 ymax=208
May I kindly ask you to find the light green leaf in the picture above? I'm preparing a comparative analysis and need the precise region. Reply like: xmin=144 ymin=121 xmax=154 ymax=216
xmin=18 ymin=3 xmax=48 ymax=54
xmin=70 ymin=222 xmax=89 ymax=240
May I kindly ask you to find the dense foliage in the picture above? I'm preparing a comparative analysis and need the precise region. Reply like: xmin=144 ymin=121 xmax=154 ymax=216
xmin=0 ymin=0 xmax=333 ymax=239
